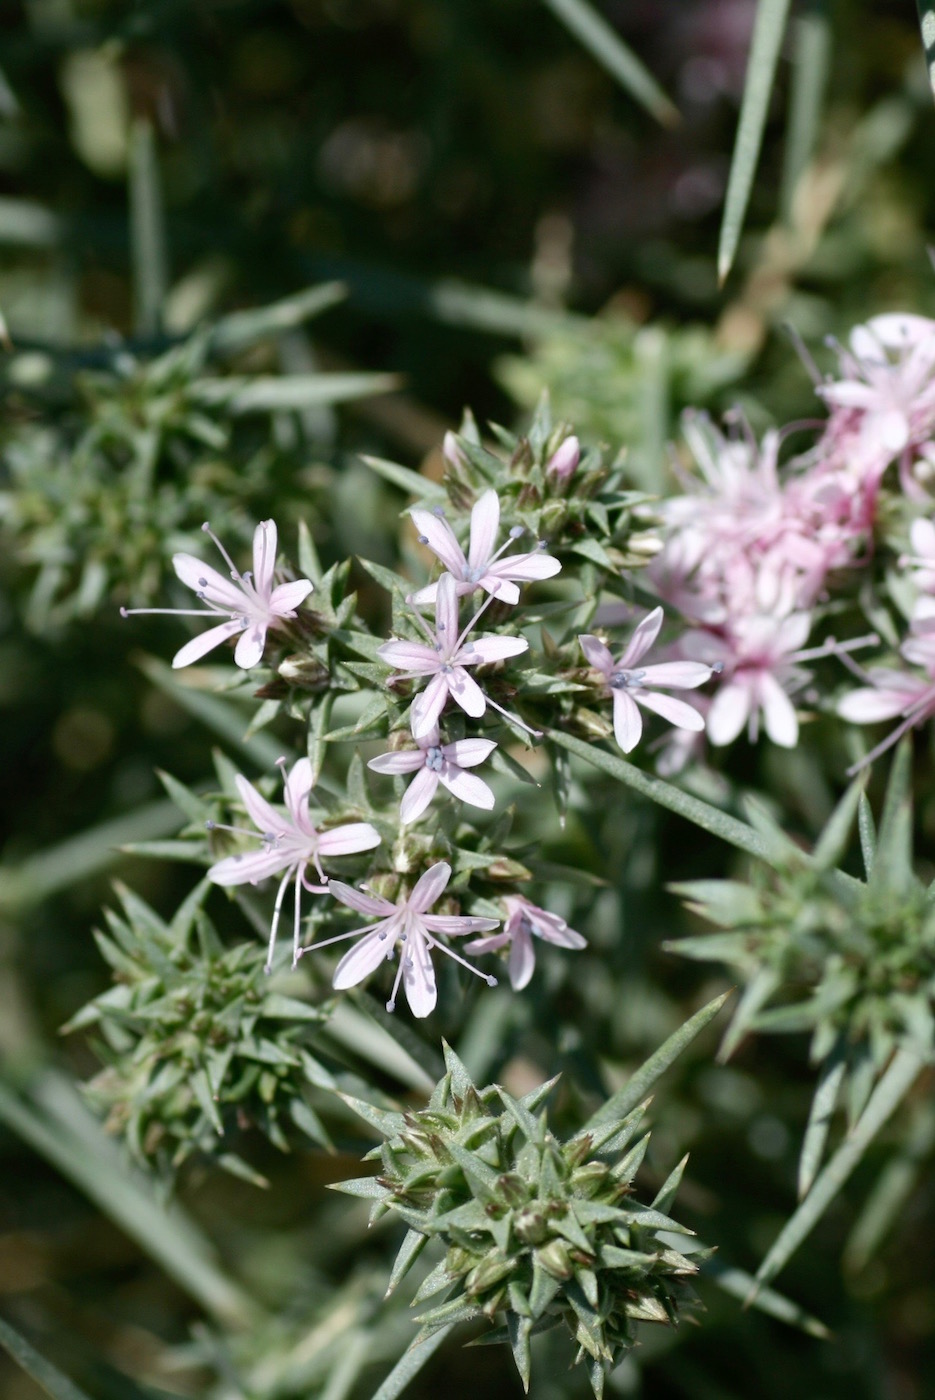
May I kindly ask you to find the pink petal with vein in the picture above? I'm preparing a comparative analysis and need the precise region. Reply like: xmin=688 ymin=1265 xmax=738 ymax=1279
xmin=172 ymin=620 xmax=241 ymax=669
xmin=234 ymin=624 xmax=267 ymax=669
xmin=172 ymin=554 xmax=246 ymax=611
xmin=328 ymin=881 xmax=395 ymax=917
xmin=578 ymin=634 xmax=614 ymax=675
xmin=439 ymin=765 xmax=495 ymax=809
xmin=619 ymin=607 xmax=664 ymax=668
xmin=253 ymin=520 xmax=277 ymax=594
xmin=399 ymin=767 xmax=439 ymax=824
xmin=410 ymin=508 xmax=466 ymax=576
xmin=402 ymin=932 xmax=437 ymax=1017
xmin=468 ymin=490 xmax=500 ymax=570
xmin=409 ymin=861 xmax=451 ymax=913
xmin=612 ymin=690 xmax=642 ymax=752
xmin=333 ymin=929 xmax=394 ymax=990
xmin=270 ymin=579 xmax=314 ymax=613
xmin=318 ymin=822 xmax=381 ymax=857
xmin=707 ymin=681 xmax=752 ymax=747
xmin=636 ymin=690 xmax=706 ymax=731
xmin=446 ymin=667 xmax=486 ymax=718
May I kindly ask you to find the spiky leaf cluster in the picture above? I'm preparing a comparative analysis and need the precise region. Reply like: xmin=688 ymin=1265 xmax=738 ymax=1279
xmin=67 ymin=882 xmax=335 ymax=1182
xmin=336 ymin=1044 xmax=702 ymax=1397
xmin=0 ymin=281 xmax=373 ymax=627
xmin=368 ymin=393 xmax=660 ymax=575
xmin=671 ymin=743 xmax=935 ymax=1194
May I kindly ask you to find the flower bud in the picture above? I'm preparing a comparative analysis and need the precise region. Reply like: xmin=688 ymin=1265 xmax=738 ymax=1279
xmin=546 ymin=436 xmax=580 ymax=483
xmin=465 ymin=1251 xmax=517 ymax=1294
xmin=535 ymin=1239 xmax=573 ymax=1280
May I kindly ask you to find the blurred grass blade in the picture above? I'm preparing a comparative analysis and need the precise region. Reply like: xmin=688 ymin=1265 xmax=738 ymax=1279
xmin=211 ymin=282 xmax=347 ymax=355
xmin=188 ymin=372 xmax=398 ymax=413
xmin=752 ymin=1047 xmax=922 ymax=1296
xmin=844 ymin=1101 xmax=935 ymax=1272
xmin=0 ymin=1071 xmax=255 ymax=1327
xmin=718 ymin=0 xmax=792 ymax=284
xmin=0 ymin=1314 xmax=93 ymax=1400
xmin=129 ymin=119 xmax=168 ymax=336
xmin=700 ymin=1259 xmax=829 ymax=1338
xmin=582 ymin=990 xmax=731 ymax=1133
xmin=369 ymin=1323 xmax=455 ymax=1400
xmin=918 ymin=1 xmax=935 ymax=101
xmin=327 ymin=999 xmax=437 ymax=1093
xmin=547 ymin=729 xmax=780 ymax=866
xmin=0 ymin=195 xmax=60 ymax=248
xmin=797 ymin=1048 xmax=847 ymax=1199
xmin=538 ymin=0 xmax=678 ymax=126
xmin=779 ymin=1 xmax=831 ymax=222
xmin=136 ymin=655 xmax=283 ymax=767
xmin=0 ymin=799 xmax=182 ymax=911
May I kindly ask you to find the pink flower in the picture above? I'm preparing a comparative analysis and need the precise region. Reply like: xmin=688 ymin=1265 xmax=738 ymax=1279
xmin=367 ymin=726 xmax=496 ymax=823
xmin=465 ymin=895 xmax=586 ymax=991
xmin=207 ymin=757 xmax=380 ymax=971
xmin=579 ymin=607 xmax=713 ymax=754
xmin=121 ymin=520 xmax=314 ymax=669
xmin=838 ymin=629 xmax=935 ymax=770
xmin=819 ymin=314 xmax=935 ymax=480
xmin=690 ymin=612 xmax=810 ymax=749
xmin=378 ymin=572 xmax=528 ymax=739
xmin=409 ymin=490 xmax=561 ymax=606
xmin=304 ymin=861 xmax=499 ymax=1017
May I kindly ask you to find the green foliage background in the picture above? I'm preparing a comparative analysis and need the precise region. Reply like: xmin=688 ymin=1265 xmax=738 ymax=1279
xmin=3 ymin=2 xmax=935 ymax=1397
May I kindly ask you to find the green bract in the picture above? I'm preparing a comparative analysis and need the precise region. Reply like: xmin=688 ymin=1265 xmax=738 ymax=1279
xmin=334 ymin=1043 xmax=705 ymax=1398
xmin=67 ymin=881 xmax=335 ymax=1182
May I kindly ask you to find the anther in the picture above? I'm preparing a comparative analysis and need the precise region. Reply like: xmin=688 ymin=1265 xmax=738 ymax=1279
xmin=418 ymin=535 xmax=429 ymax=545
xmin=509 ymin=525 xmax=525 ymax=539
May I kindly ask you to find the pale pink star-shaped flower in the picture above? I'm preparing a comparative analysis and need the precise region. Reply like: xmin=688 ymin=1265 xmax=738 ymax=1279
xmin=838 ymin=629 xmax=935 ymax=771
xmin=208 ymin=757 xmax=380 ymax=972
xmin=409 ymin=489 xmax=560 ymax=606
xmin=302 ymin=861 xmax=499 ymax=1017
xmin=121 ymin=519 xmax=314 ymax=669
xmin=378 ymin=572 xmax=528 ymax=739
xmin=686 ymin=612 xmax=811 ymax=749
xmin=579 ymin=607 xmax=713 ymax=754
xmin=367 ymin=726 xmax=496 ymax=824
xmin=465 ymin=895 xmax=586 ymax=991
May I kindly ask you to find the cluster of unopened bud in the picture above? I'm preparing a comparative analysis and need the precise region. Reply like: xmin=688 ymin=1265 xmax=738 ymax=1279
xmin=336 ymin=1044 xmax=701 ymax=1396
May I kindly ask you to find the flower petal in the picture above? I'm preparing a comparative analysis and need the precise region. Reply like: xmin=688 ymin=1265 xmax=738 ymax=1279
xmin=333 ymin=928 xmax=394 ymax=990
xmin=235 ymin=773 xmax=292 ymax=838
xmin=172 ymin=620 xmax=241 ymax=669
xmin=283 ymin=758 xmax=313 ymax=828
xmin=172 ymin=553 xmax=245 ymax=611
xmin=318 ymin=822 xmax=381 ymax=858
xmin=423 ymin=914 xmax=499 ymax=935
xmin=838 ymin=686 xmax=913 ymax=723
xmin=618 ymin=607 xmax=664 ymax=668
xmin=438 ymin=764 xmax=495 ymax=809
xmin=435 ymin=571 xmax=460 ymax=647
xmin=488 ymin=550 xmax=562 ymax=583
xmin=639 ymin=660 xmax=713 ymax=690
xmin=460 ymin=635 xmax=528 ymax=665
xmin=478 ymin=576 xmax=521 ymax=606
xmin=706 ymin=680 xmax=752 ymax=747
xmin=760 ymin=673 xmax=799 ymax=747
xmin=208 ymin=848 xmax=290 ymax=885
xmin=328 ymin=881 xmax=396 ymax=916
xmin=446 ymin=667 xmax=487 ymax=718
xmin=368 ymin=749 xmax=426 ymax=774
xmin=411 ymin=672 xmax=451 ymax=737
xmin=410 ymin=508 xmax=467 ymax=577
xmin=401 ymin=930 xmax=437 ymax=1018
xmin=508 ymin=926 xmax=536 ymax=991
xmin=408 ymin=861 xmax=451 ymax=913
xmin=578 ymin=634 xmax=614 ymax=676
xmin=269 ymin=579 xmax=314 ymax=614
xmin=636 ymin=690 xmax=706 ymax=732
xmin=467 ymin=490 xmax=500 ymax=570
xmin=444 ymin=738 xmax=497 ymax=767
xmin=252 ymin=520 xmax=278 ymax=595
xmin=234 ymin=624 xmax=268 ymax=669
xmin=378 ymin=639 xmax=439 ymax=674
xmin=612 ymin=690 xmax=643 ymax=753
xmin=399 ymin=767 xmax=439 ymax=824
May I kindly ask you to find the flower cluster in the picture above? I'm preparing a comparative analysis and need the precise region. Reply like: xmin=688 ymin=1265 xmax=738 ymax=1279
xmin=336 ymin=1043 xmax=703 ymax=1398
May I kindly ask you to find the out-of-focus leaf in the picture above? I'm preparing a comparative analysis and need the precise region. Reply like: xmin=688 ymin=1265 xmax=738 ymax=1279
xmin=780 ymin=2 xmax=831 ymax=221
xmin=129 ymin=119 xmax=168 ymax=336
xmin=718 ymin=0 xmax=792 ymax=283
xmin=0 ymin=1314 xmax=94 ymax=1400
xmin=538 ymin=0 xmax=678 ymax=126
xmin=188 ymin=372 xmax=398 ymax=414
xmin=210 ymin=282 xmax=347 ymax=354
xmin=752 ymin=1047 xmax=923 ymax=1295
